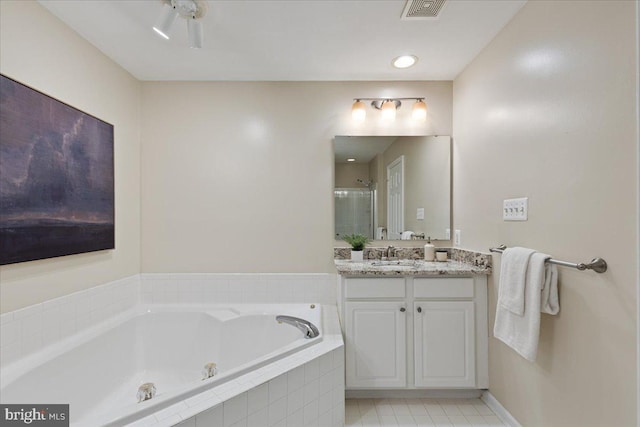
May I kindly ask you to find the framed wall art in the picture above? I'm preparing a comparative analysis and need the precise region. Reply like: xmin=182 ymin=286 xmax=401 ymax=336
xmin=0 ymin=74 xmax=114 ymax=265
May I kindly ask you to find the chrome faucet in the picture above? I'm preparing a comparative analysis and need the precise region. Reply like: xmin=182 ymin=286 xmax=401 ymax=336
xmin=384 ymin=245 xmax=397 ymax=260
xmin=276 ymin=315 xmax=320 ymax=339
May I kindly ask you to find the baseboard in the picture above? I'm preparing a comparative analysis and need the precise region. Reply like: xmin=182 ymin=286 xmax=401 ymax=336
xmin=346 ymin=389 xmax=482 ymax=399
xmin=481 ymin=391 xmax=522 ymax=427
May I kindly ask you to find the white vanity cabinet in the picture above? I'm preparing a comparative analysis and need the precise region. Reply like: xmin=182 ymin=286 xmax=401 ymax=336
xmin=343 ymin=277 xmax=407 ymax=388
xmin=344 ymin=301 xmax=407 ymax=388
xmin=413 ymin=300 xmax=475 ymax=387
xmin=339 ymin=275 xmax=488 ymax=390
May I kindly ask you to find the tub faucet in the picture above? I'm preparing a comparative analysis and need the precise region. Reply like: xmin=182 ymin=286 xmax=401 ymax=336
xmin=276 ymin=315 xmax=320 ymax=339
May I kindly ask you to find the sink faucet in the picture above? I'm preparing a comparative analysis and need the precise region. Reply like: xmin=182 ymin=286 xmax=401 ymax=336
xmin=386 ymin=246 xmax=396 ymax=259
xmin=276 ymin=315 xmax=320 ymax=339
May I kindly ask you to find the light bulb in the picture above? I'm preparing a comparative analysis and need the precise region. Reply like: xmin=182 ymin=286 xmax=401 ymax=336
xmin=381 ymin=100 xmax=396 ymax=121
xmin=187 ymin=18 xmax=203 ymax=49
xmin=352 ymin=100 xmax=366 ymax=122
xmin=153 ymin=3 xmax=178 ymax=40
xmin=412 ymin=99 xmax=427 ymax=121
xmin=392 ymin=55 xmax=418 ymax=69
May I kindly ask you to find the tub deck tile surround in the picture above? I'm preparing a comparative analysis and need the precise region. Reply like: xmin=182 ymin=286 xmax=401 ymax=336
xmin=0 ymin=275 xmax=140 ymax=367
xmin=140 ymin=273 xmax=337 ymax=306
xmin=126 ymin=328 xmax=344 ymax=427
xmin=1 ymin=273 xmax=344 ymax=426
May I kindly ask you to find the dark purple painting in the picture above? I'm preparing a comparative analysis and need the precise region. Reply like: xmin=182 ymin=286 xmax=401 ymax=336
xmin=0 ymin=75 xmax=114 ymax=265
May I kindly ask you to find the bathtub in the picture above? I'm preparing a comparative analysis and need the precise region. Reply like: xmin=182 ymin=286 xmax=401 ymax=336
xmin=0 ymin=303 xmax=323 ymax=426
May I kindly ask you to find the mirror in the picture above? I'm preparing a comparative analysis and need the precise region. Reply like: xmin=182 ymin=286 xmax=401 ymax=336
xmin=334 ymin=135 xmax=451 ymax=241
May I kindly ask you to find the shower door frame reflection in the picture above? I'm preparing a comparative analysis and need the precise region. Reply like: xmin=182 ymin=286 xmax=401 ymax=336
xmin=334 ymin=187 xmax=377 ymax=240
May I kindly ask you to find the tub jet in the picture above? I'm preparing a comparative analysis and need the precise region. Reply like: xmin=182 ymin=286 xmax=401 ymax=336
xmin=137 ymin=383 xmax=156 ymax=403
xmin=202 ymin=362 xmax=218 ymax=380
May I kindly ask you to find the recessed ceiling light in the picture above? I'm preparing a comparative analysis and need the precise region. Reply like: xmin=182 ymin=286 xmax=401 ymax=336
xmin=347 ymin=158 xmax=356 ymax=162
xmin=392 ymin=55 xmax=418 ymax=69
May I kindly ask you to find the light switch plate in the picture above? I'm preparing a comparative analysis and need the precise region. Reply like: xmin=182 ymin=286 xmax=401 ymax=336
xmin=454 ymin=229 xmax=461 ymax=246
xmin=416 ymin=208 xmax=424 ymax=220
xmin=503 ymin=197 xmax=528 ymax=221
xmin=445 ymin=228 xmax=451 ymax=240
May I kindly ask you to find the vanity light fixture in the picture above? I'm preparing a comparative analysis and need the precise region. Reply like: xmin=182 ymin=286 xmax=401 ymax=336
xmin=412 ymin=99 xmax=427 ymax=121
xmin=351 ymin=97 xmax=427 ymax=122
xmin=381 ymin=100 xmax=397 ymax=121
xmin=351 ymin=100 xmax=367 ymax=122
xmin=153 ymin=0 xmax=207 ymax=49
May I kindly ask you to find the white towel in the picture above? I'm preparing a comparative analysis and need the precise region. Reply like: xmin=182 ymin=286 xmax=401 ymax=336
xmin=401 ymin=231 xmax=414 ymax=240
xmin=498 ymin=247 xmax=536 ymax=315
xmin=494 ymin=252 xmax=558 ymax=362
xmin=541 ymin=263 xmax=559 ymax=315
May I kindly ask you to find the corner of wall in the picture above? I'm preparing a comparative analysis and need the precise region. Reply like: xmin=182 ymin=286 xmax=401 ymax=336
xmin=0 ymin=0 xmax=143 ymax=313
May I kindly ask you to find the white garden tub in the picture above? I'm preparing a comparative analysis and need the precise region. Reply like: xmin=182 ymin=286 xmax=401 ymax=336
xmin=0 ymin=304 xmax=322 ymax=426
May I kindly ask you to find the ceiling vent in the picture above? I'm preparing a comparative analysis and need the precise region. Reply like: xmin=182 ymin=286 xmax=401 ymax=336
xmin=401 ymin=0 xmax=447 ymax=20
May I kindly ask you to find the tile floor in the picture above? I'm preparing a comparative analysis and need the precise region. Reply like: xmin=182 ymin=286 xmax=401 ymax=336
xmin=345 ymin=398 xmax=505 ymax=427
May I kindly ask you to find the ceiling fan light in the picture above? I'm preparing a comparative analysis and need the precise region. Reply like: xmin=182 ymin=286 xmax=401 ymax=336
xmin=187 ymin=18 xmax=203 ymax=48
xmin=412 ymin=99 xmax=427 ymax=121
xmin=153 ymin=3 xmax=179 ymax=39
xmin=352 ymin=100 xmax=366 ymax=122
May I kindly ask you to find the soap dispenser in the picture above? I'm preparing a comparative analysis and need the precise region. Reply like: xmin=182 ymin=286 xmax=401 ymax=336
xmin=424 ymin=237 xmax=436 ymax=262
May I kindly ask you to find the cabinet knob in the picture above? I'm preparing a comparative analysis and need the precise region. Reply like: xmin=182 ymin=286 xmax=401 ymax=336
xmin=400 ymin=307 xmax=406 ymax=312
xmin=417 ymin=307 xmax=422 ymax=313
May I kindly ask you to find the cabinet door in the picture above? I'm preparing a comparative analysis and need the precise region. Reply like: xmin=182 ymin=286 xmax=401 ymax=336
xmin=414 ymin=301 xmax=475 ymax=388
xmin=345 ymin=301 xmax=406 ymax=388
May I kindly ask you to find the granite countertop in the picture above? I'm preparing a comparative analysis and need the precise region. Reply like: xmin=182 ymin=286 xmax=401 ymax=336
xmin=334 ymin=259 xmax=491 ymax=277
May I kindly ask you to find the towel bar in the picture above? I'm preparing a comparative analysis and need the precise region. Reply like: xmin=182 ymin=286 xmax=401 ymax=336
xmin=489 ymin=245 xmax=607 ymax=273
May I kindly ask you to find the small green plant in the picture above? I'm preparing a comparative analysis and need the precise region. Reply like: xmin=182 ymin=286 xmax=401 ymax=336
xmin=342 ymin=233 xmax=370 ymax=251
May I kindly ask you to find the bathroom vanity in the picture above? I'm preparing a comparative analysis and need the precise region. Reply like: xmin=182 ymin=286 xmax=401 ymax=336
xmin=335 ymin=254 xmax=491 ymax=392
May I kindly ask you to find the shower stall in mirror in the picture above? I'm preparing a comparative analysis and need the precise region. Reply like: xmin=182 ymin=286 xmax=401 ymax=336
xmin=334 ymin=186 xmax=376 ymax=240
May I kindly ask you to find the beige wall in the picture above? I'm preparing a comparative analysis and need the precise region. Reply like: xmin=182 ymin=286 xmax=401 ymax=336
xmin=0 ymin=1 xmax=141 ymax=313
xmin=335 ymin=163 xmax=370 ymax=188
xmin=382 ymin=136 xmax=450 ymax=240
xmin=1 ymin=3 xmax=637 ymax=422
xmin=453 ymin=1 xmax=638 ymax=426
xmin=141 ymin=81 xmax=452 ymax=272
